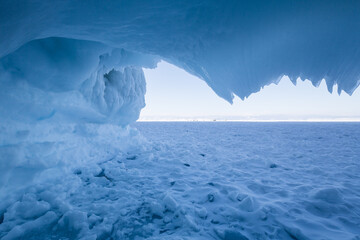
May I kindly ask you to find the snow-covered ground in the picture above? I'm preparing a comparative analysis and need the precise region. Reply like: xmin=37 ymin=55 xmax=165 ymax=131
xmin=1 ymin=122 xmax=359 ymax=240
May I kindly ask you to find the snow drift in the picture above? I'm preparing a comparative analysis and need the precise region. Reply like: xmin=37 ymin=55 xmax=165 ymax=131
xmin=0 ymin=0 xmax=360 ymax=211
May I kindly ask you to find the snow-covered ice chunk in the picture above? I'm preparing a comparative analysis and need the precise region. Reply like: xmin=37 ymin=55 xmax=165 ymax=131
xmin=2 ymin=211 xmax=58 ymax=240
xmin=58 ymin=210 xmax=88 ymax=233
xmin=313 ymin=188 xmax=343 ymax=204
xmin=163 ymin=195 xmax=178 ymax=212
xmin=4 ymin=194 xmax=50 ymax=221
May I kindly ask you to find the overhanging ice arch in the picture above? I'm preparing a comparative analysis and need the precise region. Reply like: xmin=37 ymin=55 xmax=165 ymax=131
xmin=1 ymin=0 xmax=360 ymax=107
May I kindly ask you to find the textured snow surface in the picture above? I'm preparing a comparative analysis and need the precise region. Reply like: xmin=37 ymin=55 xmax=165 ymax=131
xmin=1 ymin=123 xmax=359 ymax=240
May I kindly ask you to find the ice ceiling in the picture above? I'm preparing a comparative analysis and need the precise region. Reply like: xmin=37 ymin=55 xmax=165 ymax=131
xmin=1 ymin=1 xmax=360 ymax=107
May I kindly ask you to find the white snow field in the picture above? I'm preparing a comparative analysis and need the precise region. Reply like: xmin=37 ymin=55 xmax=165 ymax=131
xmin=1 ymin=122 xmax=360 ymax=239
xmin=1 ymin=0 xmax=360 ymax=239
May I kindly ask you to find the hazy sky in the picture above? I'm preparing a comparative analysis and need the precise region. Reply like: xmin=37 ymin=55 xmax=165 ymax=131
xmin=139 ymin=61 xmax=360 ymax=121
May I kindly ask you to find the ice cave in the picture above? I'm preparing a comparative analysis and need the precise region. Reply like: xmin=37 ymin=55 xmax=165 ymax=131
xmin=0 ymin=1 xmax=360 ymax=239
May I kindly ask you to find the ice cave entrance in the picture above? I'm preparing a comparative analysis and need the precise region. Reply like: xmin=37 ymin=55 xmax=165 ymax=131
xmin=140 ymin=61 xmax=360 ymax=122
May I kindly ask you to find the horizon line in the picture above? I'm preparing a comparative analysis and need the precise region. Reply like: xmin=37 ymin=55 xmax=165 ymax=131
xmin=137 ymin=119 xmax=360 ymax=123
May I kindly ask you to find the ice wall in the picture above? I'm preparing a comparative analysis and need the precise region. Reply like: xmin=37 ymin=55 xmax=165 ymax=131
xmin=0 ymin=37 xmax=157 ymax=195
xmin=0 ymin=37 xmax=158 ymax=124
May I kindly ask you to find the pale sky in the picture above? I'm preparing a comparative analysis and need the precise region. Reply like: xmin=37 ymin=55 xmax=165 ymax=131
xmin=139 ymin=61 xmax=360 ymax=121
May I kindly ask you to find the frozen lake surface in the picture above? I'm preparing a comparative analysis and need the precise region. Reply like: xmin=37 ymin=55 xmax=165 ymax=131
xmin=133 ymin=122 xmax=360 ymax=240
xmin=1 ymin=122 xmax=360 ymax=240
